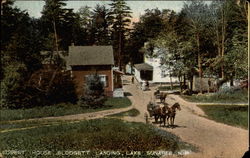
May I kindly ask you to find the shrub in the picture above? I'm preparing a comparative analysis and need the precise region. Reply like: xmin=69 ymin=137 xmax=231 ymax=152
xmin=78 ymin=74 xmax=106 ymax=108
xmin=0 ymin=63 xmax=29 ymax=109
xmin=1 ymin=65 xmax=78 ymax=109
xmin=28 ymin=67 xmax=78 ymax=107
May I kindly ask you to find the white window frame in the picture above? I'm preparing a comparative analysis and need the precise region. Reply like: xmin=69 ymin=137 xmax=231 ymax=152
xmin=85 ymin=74 xmax=108 ymax=87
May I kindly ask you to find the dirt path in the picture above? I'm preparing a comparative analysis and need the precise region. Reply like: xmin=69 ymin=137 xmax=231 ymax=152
xmin=2 ymin=76 xmax=248 ymax=158
xmin=3 ymin=106 xmax=133 ymax=124
xmin=122 ymin=76 xmax=248 ymax=158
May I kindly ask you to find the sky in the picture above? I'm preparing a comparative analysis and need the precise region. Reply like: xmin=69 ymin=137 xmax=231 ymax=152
xmin=14 ymin=0 xmax=186 ymax=22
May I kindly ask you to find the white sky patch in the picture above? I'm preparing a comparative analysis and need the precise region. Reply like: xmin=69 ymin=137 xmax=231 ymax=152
xmin=14 ymin=0 xmax=185 ymax=20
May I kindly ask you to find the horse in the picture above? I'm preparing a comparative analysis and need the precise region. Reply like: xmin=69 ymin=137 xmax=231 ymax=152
xmin=159 ymin=92 xmax=167 ymax=103
xmin=159 ymin=105 xmax=169 ymax=127
xmin=166 ymin=103 xmax=181 ymax=126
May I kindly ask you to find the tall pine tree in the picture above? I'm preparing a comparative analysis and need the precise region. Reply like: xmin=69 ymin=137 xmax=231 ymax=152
xmin=108 ymin=0 xmax=132 ymax=70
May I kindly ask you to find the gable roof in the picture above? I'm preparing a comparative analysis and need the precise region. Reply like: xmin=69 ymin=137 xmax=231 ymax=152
xmin=134 ymin=63 xmax=153 ymax=71
xmin=68 ymin=46 xmax=114 ymax=66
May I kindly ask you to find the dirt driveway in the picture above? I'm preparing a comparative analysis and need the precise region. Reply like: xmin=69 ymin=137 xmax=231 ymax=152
xmin=122 ymin=76 xmax=248 ymax=158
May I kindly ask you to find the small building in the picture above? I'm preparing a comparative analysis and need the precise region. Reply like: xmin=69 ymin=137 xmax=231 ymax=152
xmin=134 ymin=63 xmax=153 ymax=83
xmin=68 ymin=45 xmax=115 ymax=97
xmin=134 ymin=43 xmax=178 ymax=84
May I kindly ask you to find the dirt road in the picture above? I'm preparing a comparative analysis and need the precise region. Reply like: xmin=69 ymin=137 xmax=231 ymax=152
xmin=3 ymin=76 xmax=248 ymax=158
xmin=122 ymin=76 xmax=248 ymax=158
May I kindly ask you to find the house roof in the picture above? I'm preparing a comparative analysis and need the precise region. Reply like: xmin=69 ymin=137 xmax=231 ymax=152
xmin=134 ymin=63 xmax=153 ymax=71
xmin=68 ymin=46 xmax=114 ymax=66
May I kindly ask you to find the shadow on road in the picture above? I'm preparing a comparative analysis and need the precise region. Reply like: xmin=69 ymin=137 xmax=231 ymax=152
xmin=124 ymin=92 xmax=133 ymax=96
xmin=160 ymin=124 xmax=187 ymax=129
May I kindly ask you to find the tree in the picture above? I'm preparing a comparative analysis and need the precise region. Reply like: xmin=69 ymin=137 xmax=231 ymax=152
xmin=127 ymin=8 xmax=166 ymax=65
xmin=28 ymin=67 xmax=77 ymax=106
xmin=75 ymin=5 xmax=94 ymax=45
xmin=151 ymin=30 xmax=193 ymax=91
xmin=41 ymin=0 xmax=67 ymax=53
xmin=182 ymin=0 xmax=210 ymax=93
xmin=91 ymin=4 xmax=111 ymax=45
xmin=1 ymin=1 xmax=43 ymax=108
xmin=108 ymin=0 xmax=132 ymax=70
xmin=207 ymin=0 xmax=247 ymax=83
xmin=78 ymin=74 xmax=106 ymax=108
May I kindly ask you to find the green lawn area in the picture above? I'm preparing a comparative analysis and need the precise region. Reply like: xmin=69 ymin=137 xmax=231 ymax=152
xmin=0 ymin=97 xmax=132 ymax=121
xmin=181 ymin=89 xmax=248 ymax=103
xmin=0 ymin=118 xmax=196 ymax=158
xmin=108 ymin=108 xmax=140 ymax=117
xmin=158 ymin=85 xmax=180 ymax=91
xmin=198 ymin=105 xmax=248 ymax=129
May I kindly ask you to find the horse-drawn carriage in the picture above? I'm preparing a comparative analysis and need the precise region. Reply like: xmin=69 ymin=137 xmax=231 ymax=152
xmin=154 ymin=89 xmax=167 ymax=103
xmin=147 ymin=101 xmax=181 ymax=127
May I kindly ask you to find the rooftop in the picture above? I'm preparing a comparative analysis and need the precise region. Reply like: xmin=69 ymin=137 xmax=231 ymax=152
xmin=68 ymin=45 xmax=114 ymax=66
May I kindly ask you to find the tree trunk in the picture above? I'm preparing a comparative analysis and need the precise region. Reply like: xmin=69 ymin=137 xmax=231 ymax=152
xmin=197 ymin=33 xmax=203 ymax=94
xmin=170 ymin=73 xmax=173 ymax=90
xmin=118 ymin=30 xmax=122 ymax=71
xmin=183 ymin=74 xmax=186 ymax=88
xmin=53 ymin=19 xmax=59 ymax=56
xmin=179 ymin=75 xmax=182 ymax=92
xmin=221 ymin=4 xmax=227 ymax=79
xmin=190 ymin=76 xmax=193 ymax=91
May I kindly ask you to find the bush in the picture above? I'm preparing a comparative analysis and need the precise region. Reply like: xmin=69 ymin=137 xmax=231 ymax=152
xmin=1 ymin=65 xmax=78 ymax=109
xmin=28 ymin=67 xmax=78 ymax=107
xmin=0 ymin=63 xmax=29 ymax=109
xmin=78 ymin=74 xmax=106 ymax=108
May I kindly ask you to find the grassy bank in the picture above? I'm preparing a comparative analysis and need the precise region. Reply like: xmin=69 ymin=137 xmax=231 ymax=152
xmin=181 ymin=89 xmax=248 ymax=103
xmin=0 ymin=118 xmax=196 ymax=158
xmin=198 ymin=105 xmax=248 ymax=129
xmin=108 ymin=108 xmax=140 ymax=117
xmin=0 ymin=97 xmax=132 ymax=121
xmin=158 ymin=85 xmax=180 ymax=91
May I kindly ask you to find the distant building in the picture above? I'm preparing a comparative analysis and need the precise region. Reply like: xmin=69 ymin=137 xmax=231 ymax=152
xmin=134 ymin=43 xmax=178 ymax=84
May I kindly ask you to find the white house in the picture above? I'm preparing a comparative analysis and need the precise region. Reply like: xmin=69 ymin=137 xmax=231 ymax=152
xmin=134 ymin=44 xmax=179 ymax=84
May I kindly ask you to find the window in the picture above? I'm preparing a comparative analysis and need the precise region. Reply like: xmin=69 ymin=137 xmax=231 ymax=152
xmin=85 ymin=74 xmax=108 ymax=87
xmin=99 ymin=75 xmax=108 ymax=87
xmin=161 ymin=70 xmax=166 ymax=78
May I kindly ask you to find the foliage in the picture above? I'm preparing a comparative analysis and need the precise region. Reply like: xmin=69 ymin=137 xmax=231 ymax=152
xmin=0 ymin=63 xmax=28 ymax=109
xmin=28 ymin=67 xmax=77 ymax=107
xmin=41 ymin=0 xmax=81 ymax=50
xmin=198 ymin=105 xmax=248 ymax=129
xmin=108 ymin=0 xmax=132 ymax=69
xmin=78 ymin=74 xmax=106 ymax=108
xmin=0 ymin=119 xmax=196 ymax=158
xmin=158 ymin=85 xmax=180 ymax=91
xmin=90 ymin=4 xmax=111 ymax=45
xmin=127 ymin=8 xmax=167 ymax=64
xmin=181 ymin=89 xmax=248 ymax=103
xmin=139 ymin=0 xmax=247 ymax=91
xmin=0 ymin=97 xmax=131 ymax=121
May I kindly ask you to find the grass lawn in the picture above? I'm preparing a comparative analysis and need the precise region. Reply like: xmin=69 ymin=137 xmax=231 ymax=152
xmin=158 ymin=85 xmax=180 ymax=91
xmin=198 ymin=105 xmax=248 ymax=129
xmin=0 ymin=118 xmax=196 ymax=158
xmin=0 ymin=97 xmax=132 ymax=121
xmin=181 ymin=89 xmax=248 ymax=103
xmin=108 ymin=108 xmax=140 ymax=117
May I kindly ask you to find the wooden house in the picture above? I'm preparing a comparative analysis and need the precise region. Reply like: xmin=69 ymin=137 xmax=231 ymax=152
xmin=68 ymin=45 xmax=115 ymax=97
